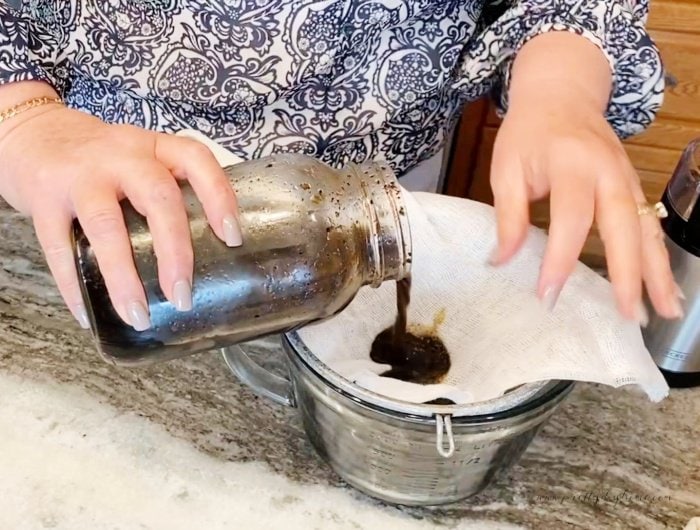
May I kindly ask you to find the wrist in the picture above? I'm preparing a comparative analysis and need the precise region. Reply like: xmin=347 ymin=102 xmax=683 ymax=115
xmin=509 ymin=81 xmax=607 ymax=117
xmin=508 ymin=32 xmax=612 ymax=115
xmin=0 ymin=81 xmax=62 ymax=141
xmin=0 ymin=80 xmax=59 ymax=106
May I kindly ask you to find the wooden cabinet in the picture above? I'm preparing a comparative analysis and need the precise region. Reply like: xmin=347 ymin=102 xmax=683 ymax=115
xmin=443 ymin=0 xmax=700 ymax=269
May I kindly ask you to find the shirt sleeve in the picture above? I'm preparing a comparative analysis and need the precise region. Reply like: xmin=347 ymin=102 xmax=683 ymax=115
xmin=454 ymin=0 xmax=665 ymax=139
xmin=0 ymin=2 xmax=61 ymax=90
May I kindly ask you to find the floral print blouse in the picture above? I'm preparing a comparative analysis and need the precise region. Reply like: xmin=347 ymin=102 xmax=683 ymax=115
xmin=0 ymin=0 xmax=664 ymax=177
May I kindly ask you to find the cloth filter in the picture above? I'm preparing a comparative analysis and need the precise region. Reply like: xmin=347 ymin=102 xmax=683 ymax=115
xmin=178 ymin=129 xmax=670 ymax=405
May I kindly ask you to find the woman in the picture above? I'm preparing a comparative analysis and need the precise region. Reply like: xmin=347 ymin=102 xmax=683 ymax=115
xmin=0 ymin=1 xmax=681 ymax=332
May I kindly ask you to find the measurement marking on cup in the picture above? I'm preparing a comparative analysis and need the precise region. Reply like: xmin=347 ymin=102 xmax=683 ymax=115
xmin=665 ymin=348 xmax=689 ymax=361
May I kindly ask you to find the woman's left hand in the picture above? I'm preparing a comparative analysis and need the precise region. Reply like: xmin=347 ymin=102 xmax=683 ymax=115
xmin=490 ymin=93 xmax=681 ymax=323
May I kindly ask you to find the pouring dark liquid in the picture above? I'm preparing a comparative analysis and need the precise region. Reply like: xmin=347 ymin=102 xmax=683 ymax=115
xmin=369 ymin=276 xmax=451 ymax=389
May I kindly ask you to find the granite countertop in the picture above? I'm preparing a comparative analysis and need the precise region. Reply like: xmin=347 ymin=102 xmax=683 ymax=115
xmin=1 ymin=203 xmax=699 ymax=530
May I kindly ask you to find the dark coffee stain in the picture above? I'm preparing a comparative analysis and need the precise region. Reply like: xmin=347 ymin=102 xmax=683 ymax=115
xmin=424 ymin=398 xmax=456 ymax=405
xmin=369 ymin=276 xmax=451 ymax=386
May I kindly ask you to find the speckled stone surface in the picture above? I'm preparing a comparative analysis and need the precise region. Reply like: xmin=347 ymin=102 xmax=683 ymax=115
xmin=1 ymin=201 xmax=698 ymax=529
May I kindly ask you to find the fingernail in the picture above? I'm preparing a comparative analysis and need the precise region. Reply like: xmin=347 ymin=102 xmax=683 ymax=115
xmin=670 ymin=298 xmax=684 ymax=320
xmin=173 ymin=279 xmax=192 ymax=312
xmin=487 ymin=247 xmax=500 ymax=266
xmin=674 ymin=282 xmax=686 ymax=301
xmin=634 ymin=301 xmax=649 ymax=328
xmin=74 ymin=303 xmax=90 ymax=330
xmin=223 ymin=215 xmax=242 ymax=247
xmin=126 ymin=300 xmax=151 ymax=331
xmin=541 ymin=284 xmax=562 ymax=312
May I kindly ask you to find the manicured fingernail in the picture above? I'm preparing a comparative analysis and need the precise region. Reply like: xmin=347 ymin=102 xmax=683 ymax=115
xmin=674 ymin=282 xmax=686 ymax=301
xmin=223 ymin=215 xmax=242 ymax=247
xmin=541 ymin=284 xmax=562 ymax=312
xmin=669 ymin=293 xmax=684 ymax=320
xmin=74 ymin=303 xmax=90 ymax=330
xmin=634 ymin=301 xmax=649 ymax=328
xmin=173 ymin=279 xmax=192 ymax=312
xmin=127 ymin=300 xmax=151 ymax=331
xmin=487 ymin=247 xmax=500 ymax=266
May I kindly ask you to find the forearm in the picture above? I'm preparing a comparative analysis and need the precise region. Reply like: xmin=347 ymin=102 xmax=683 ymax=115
xmin=1 ymin=2 xmax=62 ymax=136
xmin=508 ymin=32 xmax=612 ymax=113
xmin=1 ymin=1 xmax=63 ymax=141
xmin=458 ymin=0 xmax=663 ymax=139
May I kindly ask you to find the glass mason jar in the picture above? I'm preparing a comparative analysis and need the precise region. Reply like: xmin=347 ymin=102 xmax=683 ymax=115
xmin=73 ymin=154 xmax=412 ymax=365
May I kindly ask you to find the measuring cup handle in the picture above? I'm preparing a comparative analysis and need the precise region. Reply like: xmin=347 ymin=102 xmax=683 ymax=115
xmin=221 ymin=342 xmax=296 ymax=408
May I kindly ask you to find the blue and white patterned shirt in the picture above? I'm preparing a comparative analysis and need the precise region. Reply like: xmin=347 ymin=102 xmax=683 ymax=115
xmin=0 ymin=0 xmax=664 ymax=177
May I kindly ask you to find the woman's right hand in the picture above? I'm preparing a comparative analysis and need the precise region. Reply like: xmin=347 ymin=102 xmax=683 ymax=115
xmin=0 ymin=91 xmax=242 ymax=331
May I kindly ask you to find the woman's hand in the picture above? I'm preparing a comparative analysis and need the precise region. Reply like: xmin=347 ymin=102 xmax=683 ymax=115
xmin=491 ymin=32 xmax=681 ymax=323
xmin=0 ymin=87 xmax=241 ymax=331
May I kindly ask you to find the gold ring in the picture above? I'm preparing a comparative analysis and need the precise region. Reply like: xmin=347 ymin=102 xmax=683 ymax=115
xmin=637 ymin=201 xmax=668 ymax=219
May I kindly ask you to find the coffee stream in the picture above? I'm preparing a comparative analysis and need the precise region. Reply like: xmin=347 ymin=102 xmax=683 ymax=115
xmin=391 ymin=275 xmax=411 ymax=348
xmin=369 ymin=276 xmax=452 ymax=400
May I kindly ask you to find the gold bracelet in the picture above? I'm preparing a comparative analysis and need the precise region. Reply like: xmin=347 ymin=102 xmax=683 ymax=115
xmin=0 ymin=96 xmax=64 ymax=126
